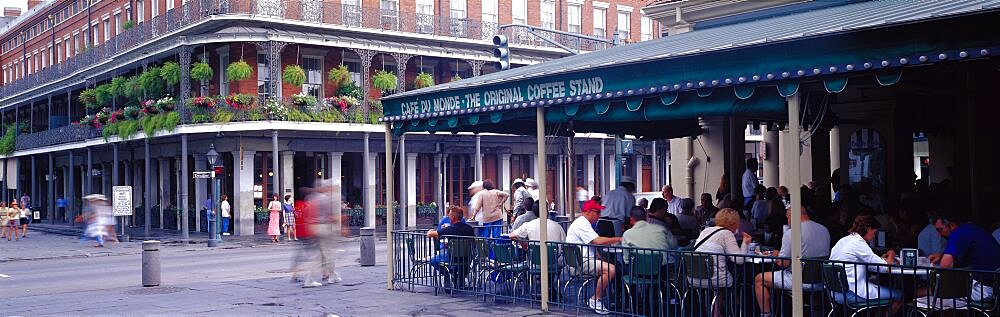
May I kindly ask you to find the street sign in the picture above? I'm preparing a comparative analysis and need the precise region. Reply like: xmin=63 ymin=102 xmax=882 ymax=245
xmin=112 ymin=186 xmax=133 ymax=216
xmin=620 ymin=139 xmax=633 ymax=155
xmin=193 ymin=171 xmax=215 ymax=179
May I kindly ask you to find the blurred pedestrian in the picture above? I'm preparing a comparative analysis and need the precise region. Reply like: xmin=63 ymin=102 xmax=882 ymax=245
xmin=283 ymin=194 xmax=298 ymax=241
xmin=1 ymin=202 xmax=17 ymax=241
xmin=81 ymin=195 xmax=108 ymax=247
xmin=470 ymin=179 xmax=508 ymax=239
xmin=19 ymin=193 xmax=30 ymax=210
xmin=18 ymin=201 xmax=31 ymax=239
xmin=267 ymin=194 xmax=282 ymax=243
xmin=294 ymin=180 xmax=341 ymax=287
xmin=56 ymin=196 xmax=67 ymax=222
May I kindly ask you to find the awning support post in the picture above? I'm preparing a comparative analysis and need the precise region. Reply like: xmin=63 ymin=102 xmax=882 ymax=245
xmin=787 ymin=93 xmax=804 ymax=317
xmin=536 ymin=106 xmax=550 ymax=312
xmin=385 ymin=123 xmax=395 ymax=290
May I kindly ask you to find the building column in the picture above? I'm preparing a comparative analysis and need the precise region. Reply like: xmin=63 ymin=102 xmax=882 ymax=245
xmin=68 ymin=151 xmax=75 ymax=223
xmin=599 ymin=142 xmax=607 ymax=196
xmin=362 ymin=133 xmax=375 ymax=227
xmin=434 ymin=154 xmax=444 ymax=212
xmin=406 ymin=153 xmax=418 ymax=227
xmin=193 ymin=154 xmax=207 ymax=232
xmin=143 ymin=143 xmax=151 ymax=236
xmin=328 ymin=152 xmax=343 ymax=224
xmin=585 ymin=155 xmax=596 ymax=196
xmin=180 ymin=134 xmax=190 ymax=239
xmin=47 ymin=153 xmax=54 ymax=223
xmin=529 ymin=154 xmax=538 ymax=178
xmin=86 ymin=147 xmax=93 ymax=196
xmin=500 ymin=153 xmax=511 ymax=207
xmin=635 ymin=153 xmax=644 ymax=193
xmin=556 ymin=154 xmax=566 ymax=213
xmin=398 ymin=135 xmax=407 ymax=228
xmin=728 ymin=117 xmax=746 ymax=203
xmin=829 ymin=124 xmax=842 ymax=186
xmin=31 ymin=155 xmax=37 ymax=210
xmin=178 ymin=46 xmax=193 ymax=122
xmin=233 ymin=151 xmax=257 ymax=236
xmin=474 ymin=135 xmax=482 ymax=180
xmin=101 ymin=163 xmax=109 ymax=195
xmin=271 ymin=130 xmax=280 ymax=198
xmin=607 ymin=154 xmax=617 ymax=192
xmin=651 ymin=141 xmax=659 ymax=190
xmin=281 ymin=151 xmax=294 ymax=200
xmin=158 ymin=158 xmax=169 ymax=229
xmin=763 ymin=125 xmax=780 ymax=188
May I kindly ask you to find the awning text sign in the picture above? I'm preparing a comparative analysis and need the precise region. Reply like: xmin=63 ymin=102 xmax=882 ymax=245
xmin=398 ymin=76 xmax=605 ymax=116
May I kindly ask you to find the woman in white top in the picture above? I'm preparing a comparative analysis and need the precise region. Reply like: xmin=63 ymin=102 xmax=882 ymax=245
xmin=829 ymin=215 xmax=902 ymax=313
xmin=689 ymin=208 xmax=751 ymax=288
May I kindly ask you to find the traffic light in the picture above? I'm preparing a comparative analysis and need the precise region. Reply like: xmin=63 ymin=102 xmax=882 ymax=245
xmin=492 ymin=35 xmax=510 ymax=71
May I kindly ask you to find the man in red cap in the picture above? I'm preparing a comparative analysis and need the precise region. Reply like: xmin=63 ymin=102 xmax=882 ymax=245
xmin=567 ymin=200 xmax=623 ymax=315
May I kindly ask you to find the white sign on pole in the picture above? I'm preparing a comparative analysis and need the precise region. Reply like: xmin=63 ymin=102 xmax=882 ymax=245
xmin=113 ymin=186 xmax=133 ymax=216
xmin=193 ymin=171 xmax=214 ymax=179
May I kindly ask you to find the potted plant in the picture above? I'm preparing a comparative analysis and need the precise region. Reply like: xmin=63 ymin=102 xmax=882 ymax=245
xmin=413 ymin=72 xmax=434 ymax=89
xmin=156 ymin=96 xmax=176 ymax=111
xmin=283 ymin=65 xmax=306 ymax=86
xmin=124 ymin=105 xmax=141 ymax=119
xmin=139 ymin=66 xmax=165 ymax=97
xmin=78 ymin=89 xmax=97 ymax=105
xmin=226 ymin=60 xmax=253 ymax=82
xmin=290 ymin=92 xmax=318 ymax=107
xmin=263 ymin=98 xmax=289 ymax=121
xmin=191 ymin=61 xmax=214 ymax=81
xmin=141 ymin=99 xmax=160 ymax=115
xmin=122 ymin=20 xmax=135 ymax=30
xmin=327 ymin=64 xmax=351 ymax=91
xmin=93 ymin=84 xmax=114 ymax=110
xmin=225 ymin=94 xmax=257 ymax=109
xmin=187 ymin=96 xmax=216 ymax=108
xmin=451 ymin=74 xmax=462 ymax=82
xmin=160 ymin=61 xmax=181 ymax=86
xmin=372 ymin=70 xmax=398 ymax=92
xmin=110 ymin=76 xmax=129 ymax=98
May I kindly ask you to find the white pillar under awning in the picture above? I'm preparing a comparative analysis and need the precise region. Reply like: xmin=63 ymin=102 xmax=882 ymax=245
xmin=384 ymin=124 xmax=395 ymax=290
xmin=534 ymin=106 xmax=551 ymax=312
xmin=786 ymin=93 xmax=804 ymax=317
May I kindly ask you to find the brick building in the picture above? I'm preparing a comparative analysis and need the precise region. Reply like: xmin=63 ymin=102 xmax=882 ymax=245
xmin=0 ymin=0 xmax=661 ymax=237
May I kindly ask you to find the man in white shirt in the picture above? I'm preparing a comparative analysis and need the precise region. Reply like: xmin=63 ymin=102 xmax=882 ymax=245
xmin=661 ymin=185 xmax=682 ymax=215
xmin=742 ymin=158 xmax=760 ymax=207
xmin=466 ymin=181 xmax=483 ymax=222
xmin=567 ymin=200 xmax=622 ymax=315
xmin=753 ymin=192 xmax=830 ymax=316
xmin=509 ymin=204 xmax=566 ymax=242
xmin=576 ymin=186 xmax=590 ymax=213
xmin=220 ymin=194 xmax=232 ymax=235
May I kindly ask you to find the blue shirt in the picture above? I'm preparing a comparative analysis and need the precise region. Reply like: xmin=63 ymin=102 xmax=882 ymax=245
xmin=437 ymin=216 xmax=466 ymax=231
xmin=917 ymin=224 xmax=946 ymax=255
xmin=601 ymin=186 xmax=635 ymax=220
xmin=943 ymin=224 xmax=1000 ymax=272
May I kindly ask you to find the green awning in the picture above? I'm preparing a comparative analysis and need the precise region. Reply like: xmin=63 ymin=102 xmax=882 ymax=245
xmin=382 ymin=0 xmax=1000 ymax=137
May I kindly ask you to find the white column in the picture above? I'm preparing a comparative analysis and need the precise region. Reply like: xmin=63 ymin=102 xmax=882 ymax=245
xmin=328 ymin=152 xmax=343 ymax=223
xmin=406 ymin=153 xmax=418 ymax=227
xmin=474 ymin=135 xmax=482 ymax=180
xmin=556 ymin=154 xmax=566 ymax=212
xmin=585 ymin=155 xmax=596 ymax=195
xmin=158 ymin=158 xmax=169 ymax=229
xmin=233 ymin=151 xmax=256 ymax=236
xmin=366 ymin=155 xmax=377 ymax=228
xmin=651 ymin=141 xmax=659 ymax=190
xmin=398 ymin=136 xmax=407 ymax=228
xmin=529 ymin=154 xmax=538 ymax=178
xmin=763 ymin=125 xmax=780 ymax=188
xmin=829 ymin=125 xmax=842 ymax=182
xmin=281 ymin=151 xmax=294 ymax=199
xmin=193 ymin=154 xmax=207 ymax=232
xmin=500 ymin=153 xmax=512 ymax=208
xmin=635 ymin=154 xmax=644 ymax=192
xmin=779 ymin=129 xmax=792 ymax=188
xmin=786 ymin=94 xmax=805 ymax=317
xmin=101 ymin=163 xmax=109 ymax=195
xmin=607 ymin=154 xmax=617 ymax=191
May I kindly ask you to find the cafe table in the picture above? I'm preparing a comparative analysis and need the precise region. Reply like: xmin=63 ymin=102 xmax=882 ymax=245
xmin=868 ymin=259 xmax=933 ymax=310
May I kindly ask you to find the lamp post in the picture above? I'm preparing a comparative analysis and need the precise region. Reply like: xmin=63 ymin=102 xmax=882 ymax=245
xmin=206 ymin=144 xmax=221 ymax=247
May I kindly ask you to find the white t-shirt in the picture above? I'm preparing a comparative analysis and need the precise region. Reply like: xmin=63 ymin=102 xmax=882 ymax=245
xmin=469 ymin=191 xmax=483 ymax=222
xmin=221 ymin=200 xmax=231 ymax=218
xmin=830 ymin=233 xmax=888 ymax=299
xmin=566 ymin=216 xmax=600 ymax=258
xmin=511 ymin=218 xmax=566 ymax=242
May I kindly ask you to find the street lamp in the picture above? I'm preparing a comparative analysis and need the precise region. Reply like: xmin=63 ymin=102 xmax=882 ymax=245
xmin=206 ymin=144 xmax=221 ymax=247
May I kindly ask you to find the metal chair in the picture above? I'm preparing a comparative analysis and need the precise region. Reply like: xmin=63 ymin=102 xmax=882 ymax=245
xmin=784 ymin=258 xmax=828 ymax=317
xmin=909 ymin=269 xmax=973 ymax=317
xmin=623 ymin=250 xmax=665 ymax=316
xmin=525 ymin=242 xmax=561 ymax=306
xmin=562 ymin=244 xmax=599 ymax=311
xmin=821 ymin=264 xmax=893 ymax=317
xmin=436 ymin=237 xmax=474 ymax=296
xmin=970 ymin=269 xmax=999 ymax=317
xmin=681 ymin=253 xmax=726 ymax=316
xmin=489 ymin=242 xmax=527 ymax=302
xmin=404 ymin=236 xmax=433 ymax=292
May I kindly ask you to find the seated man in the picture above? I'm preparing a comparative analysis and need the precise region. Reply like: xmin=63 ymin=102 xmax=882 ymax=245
xmin=929 ymin=215 xmax=1000 ymax=301
xmin=509 ymin=203 xmax=565 ymax=242
xmin=567 ymin=200 xmax=623 ymax=315
xmin=623 ymin=205 xmax=677 ymax=265
xmin=427 ymin=207 xmax=476 ymax=290
xmin=754 ymin=191 xmax=830 ymax=317
xmin=648 ymin=198 xmax=689 ymax=246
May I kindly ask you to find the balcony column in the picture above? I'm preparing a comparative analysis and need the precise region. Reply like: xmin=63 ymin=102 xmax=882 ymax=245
xmin=327 ymin=152 xmax=343 ymax=224
xmin=556 ymin=154 xmax=566 ymax=213
xmin=350 ymin=49 xmax=377 ymax=111
xmin=362 ymin=132 xmax=375 ymax=227
xmin=144 ymin=143 xmax=151 ymax=236
xmin=158 ymin=158 xmax=169 ymax=229
xmin=180 ymin=134 xmax=190 ymax=239
xmin=31 ymin=155 xmax=37 ymax=211
xmin=66 ymin=88 xmax=72 ymax=123
xmin=434 ymin=154 xmax=444 ymax=213
xmin=281 ymin=150 xmax=294 ymax=199
xmin=193 ymin=154 xmax=207 ymax=232
xmin=178 ymin=46 xmax=193 ymax=122
xmin=232 ymin=151 xmax=257 ymax=236
xmin=47 ymin=94 xmax=52 ymax=130
xmin=398 ymin=135 xmax=408 ymax=228
xmin=86 ymin=147 xmax=93 ymax=196
xmin=390 ymin=53 xmax=412 ymax=93
xmin=500 ymin=153 xmax=511 ymax=208
xmin=406 ymin=153 xmax=418 ymax=228
xmin=763 ymin=125 xmax=780 ymax=188
xmin=271 ymin=130 xmax=280 ymax=198
xmin=47 ymin=153 xmax=54 ymax=223
xmin=474 ymin=135 xmax=482 ymax=180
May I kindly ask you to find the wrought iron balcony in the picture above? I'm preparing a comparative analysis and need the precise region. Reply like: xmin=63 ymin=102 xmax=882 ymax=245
xmin=0 ymin=0 xmax=610 ymax=101
xmin=14 ymin=124 xmax=101 ymax=151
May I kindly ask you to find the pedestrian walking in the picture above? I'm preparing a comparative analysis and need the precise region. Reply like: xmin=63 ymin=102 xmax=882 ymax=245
xmin=267 ymin=194 xmax=282 ymax=242
xmin=220 ymin=194 xmax=231 ymax=235
xmin=283 ymin=195 xmax=298 ymax=241
xmin=18 ymin=201 xmax=30 ymax=239
xmin=1 ymin=202 xmax=17 ymax=241
xmin=81 ymin=195 xmax=108 ymax=247
xmin=293 ymin=180 xmax=341 ymax=287
xmin=56 ymin=196 xmax=66 ymax=222
xmin=19 ymin=193 xmax=30 ymax=210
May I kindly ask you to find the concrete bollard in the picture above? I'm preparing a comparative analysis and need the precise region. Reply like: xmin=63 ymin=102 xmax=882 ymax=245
xmin=360 ymin=227 xmax=375 ymax=266
xmin=142 ymin=240 xmax=161 ymax=287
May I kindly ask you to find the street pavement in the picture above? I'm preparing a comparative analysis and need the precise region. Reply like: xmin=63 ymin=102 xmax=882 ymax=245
xmin=0 ymin=231 xmax=573 ymax=316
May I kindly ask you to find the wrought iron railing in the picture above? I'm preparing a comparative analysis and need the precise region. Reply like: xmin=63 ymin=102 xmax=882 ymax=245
xmin=1 ymin=0 xmax=610 ymax=102
xmin=14 ymin=124 xmax=100 ymax=151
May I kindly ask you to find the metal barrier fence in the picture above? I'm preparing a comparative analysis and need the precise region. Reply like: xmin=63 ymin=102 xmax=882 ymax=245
xmin=391 ymin=230 xmax=998 ymax=316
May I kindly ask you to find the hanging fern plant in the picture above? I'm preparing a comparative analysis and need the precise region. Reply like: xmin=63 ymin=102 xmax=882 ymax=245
xmin=124 ymin=76 xmax=142 ymax=100
xmin=372 ymin=70 xmax=398 ymax=92
xmin=160 ymin=61 xmax=181 ymax=86
xmin=110 ymin=76 xmax=129 ymax=97
xmin=226 ymin=60 xmax=253 ymax=82
xmin=451 ymin=74 xmax=463 ymax=82
xmin=94 ymin=84 xmax=114 ymax=108
xmin=283 ymin=65 xmax=306 ymax=86
xmin=327 ymin=64 xmax=351 ymax=91
xmin=413 ymin=72 xmax=435 ymax=89
xmin=140 ymin=66 xmax=165 ymax=97
xmin=191 ymin=61 xmax=214 ymax=81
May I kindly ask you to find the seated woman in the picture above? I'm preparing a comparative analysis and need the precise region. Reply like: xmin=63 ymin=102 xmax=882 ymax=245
xmin=829 ymin=215 xmax=902 ymax=314
xmin=688 ymin=208 xmax=751 ymax=317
